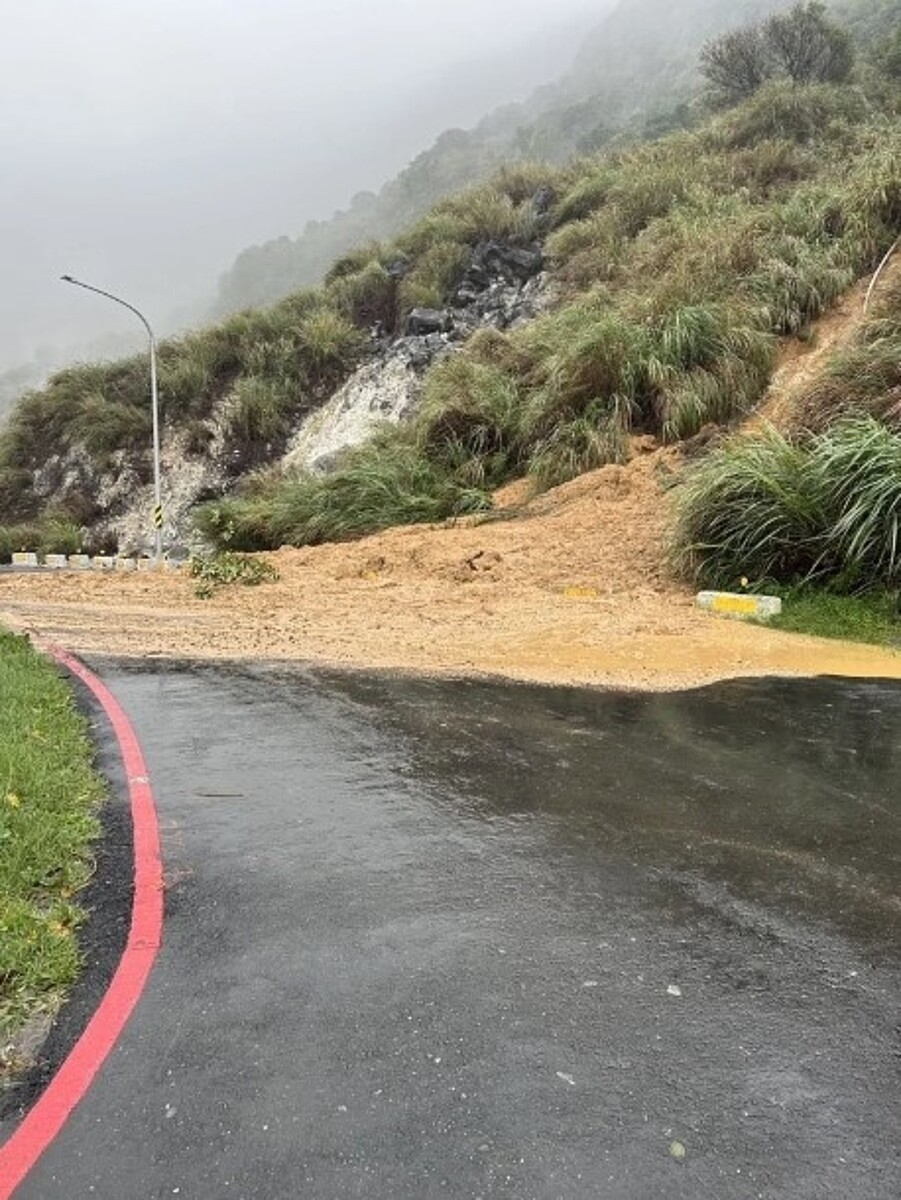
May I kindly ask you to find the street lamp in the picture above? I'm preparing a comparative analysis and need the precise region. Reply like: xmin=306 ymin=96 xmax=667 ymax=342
xmin=60 ymin=275 xmax=163 ymax=563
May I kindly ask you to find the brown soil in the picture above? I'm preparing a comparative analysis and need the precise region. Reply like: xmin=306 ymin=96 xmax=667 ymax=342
xmin=3 ymin=441 xmax=899 ymax=691
xmin=3 ymin=266 xmax=899 ymax=693
xmin=751 ymin=254 xmax=901 ymax=431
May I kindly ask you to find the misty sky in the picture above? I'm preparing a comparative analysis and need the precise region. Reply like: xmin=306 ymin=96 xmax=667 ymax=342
xmin=0 ymin=0 xmax=600 ymax=372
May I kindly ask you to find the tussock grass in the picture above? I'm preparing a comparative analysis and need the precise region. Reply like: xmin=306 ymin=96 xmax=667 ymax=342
xmin=398 ymin=242 xmax=470 ymax=314
xmin=297 ymin=309 xmax=365 ymax=375
xmin=712 ymin=81 xmax=867 ymax=149
xmin=529 ymin=417 xmax=629 ymax=489
xmin=196 ymin=432 xmax=491 ymax=551
xmin=0 ymin=629 xmax=103 ymax=1063
xmin=225 ymin=376 xmax=297 ymax=446
xmin=327 ymin=260 xmax=398 ymax=331
xmin=673 ymin=419 xmax=901 ymax=592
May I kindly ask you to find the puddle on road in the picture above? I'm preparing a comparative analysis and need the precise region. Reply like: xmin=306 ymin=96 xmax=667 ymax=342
xmin=310 ymin=670 xmax=901 ymax=958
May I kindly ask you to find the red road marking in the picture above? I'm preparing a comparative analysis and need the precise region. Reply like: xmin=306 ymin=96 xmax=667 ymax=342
xmin=0 ymin=649 xmax=163 ymax=1198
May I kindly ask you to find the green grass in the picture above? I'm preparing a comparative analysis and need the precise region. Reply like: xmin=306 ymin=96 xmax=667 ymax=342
xmin=673 ymin=418 xmax=901 ymax=592
xmin=0 ymin=629 xmax=104 ymax=1068
xmin=195 ymin=432 xmax=491 ymax=551
xmin=0 ymin=519 xmax=84 ymax=563
xmin=769 ymin=589 xmax=901 ymax=646
xmin=189 ymin=551 xmax=280 ymax=598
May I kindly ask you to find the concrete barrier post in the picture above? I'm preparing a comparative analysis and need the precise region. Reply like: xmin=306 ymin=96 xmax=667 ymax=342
xmin=697 ymin=591 xmax=783 ymax=620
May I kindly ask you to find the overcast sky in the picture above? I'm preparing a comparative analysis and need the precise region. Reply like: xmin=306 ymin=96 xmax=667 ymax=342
xmin=0 ymin=0 xmax=601 ymax=373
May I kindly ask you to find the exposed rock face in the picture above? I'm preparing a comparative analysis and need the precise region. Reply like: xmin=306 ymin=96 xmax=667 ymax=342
xmin=283 ymin=354 xmax=424 ymax=473
xmin=93 ymin=409 xmax=236 ymax=556
xmin=32 ymin=233 xmax=558 ymax=551
xmin=282 ymin=255 xmax=556 ymax=477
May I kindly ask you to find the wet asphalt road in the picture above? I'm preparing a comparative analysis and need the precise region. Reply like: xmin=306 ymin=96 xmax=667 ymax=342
xmin=4 ymin=662 xmax=901 ymax=1198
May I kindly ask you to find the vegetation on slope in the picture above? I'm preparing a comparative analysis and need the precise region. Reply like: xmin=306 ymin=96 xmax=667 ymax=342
xmin=199 ymin=62 xmax=901 ymax=549
xmin=1 ymin=3 xmax=899 ymax=569
xmin=213 ymin=0 xmax=901 ymax=317
xmin=0 ymin=630 xmax=103 ymax=1067
xmin=214 ymin=0 xmax=801 ymax=315
xmin=673 ymin=266 xmax=901 ymax=602
xmin=0 ymin=294 xmax=367 ymax=555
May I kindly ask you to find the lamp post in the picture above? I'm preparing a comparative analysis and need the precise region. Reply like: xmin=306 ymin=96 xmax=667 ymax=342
xmin=60 ymin=275 xmax=163 ymax=563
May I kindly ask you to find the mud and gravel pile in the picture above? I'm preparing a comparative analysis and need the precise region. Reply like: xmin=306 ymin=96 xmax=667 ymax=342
xmin=3 ymin=441 xmax=899 ymax=691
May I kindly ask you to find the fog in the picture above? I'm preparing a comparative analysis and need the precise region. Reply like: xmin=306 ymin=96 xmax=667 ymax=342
xmin=0 ymin=0 xmax=602 ymax=375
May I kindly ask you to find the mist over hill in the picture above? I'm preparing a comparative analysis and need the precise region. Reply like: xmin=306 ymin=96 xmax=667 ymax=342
xmin=212 ymin=0 xmax=802 ymax=317
xmin=1 ymin=0 xmax=896 ymax=428
xmin=0 ymin=0 xmax=601 ymax=386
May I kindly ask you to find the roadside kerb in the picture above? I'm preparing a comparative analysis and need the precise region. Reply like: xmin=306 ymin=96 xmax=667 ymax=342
xmin=697 ymin=591 xmax=782 ymax=620
xmin=2 ymin=554 xmax=184 ymax=573
xmin=0 ymin=648 xmax=164 ymax=1198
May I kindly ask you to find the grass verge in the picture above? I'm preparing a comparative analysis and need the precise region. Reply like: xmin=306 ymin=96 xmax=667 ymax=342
xmin=768 ymin=589 xmax=901 ymax=647
xmin=0 ymin=629 xmax=103 ymax=1074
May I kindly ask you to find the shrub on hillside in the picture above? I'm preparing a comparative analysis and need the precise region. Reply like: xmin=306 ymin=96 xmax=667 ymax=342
xmin=673 ymin=418 xmax=901 ymax=590
xmin=327 ymin=260 xmax=398 ymax=331
xmin=700 ymin=3 xmax=854 ymax=109
xmin=0 ymin=518 xmax=82 ymax=563
xmin=297 ymin=309 xmax=365 ymax=380
xmin=714 ymin=81 xmax=866 ymax=149
xmin=398 ymin=242 xmax=470 ymax=315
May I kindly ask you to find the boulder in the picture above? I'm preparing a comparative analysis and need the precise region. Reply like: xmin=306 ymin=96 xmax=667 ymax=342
xmin=470 ymin=241 xmax=544 ymax=286
xmin=405 ymin=307 xmax=452 ymax=336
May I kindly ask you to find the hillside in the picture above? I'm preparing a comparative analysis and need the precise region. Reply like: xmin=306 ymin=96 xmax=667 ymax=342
xmin=2 ymin=266 xmax=900 ymax=690
xmin=212 ymin=0 xmax=901 ymax=318
xmin=1 ymin=3 xmax=900 ymax=656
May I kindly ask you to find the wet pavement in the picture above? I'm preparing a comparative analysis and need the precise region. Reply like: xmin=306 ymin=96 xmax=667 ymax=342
xmin=3 ymin=662 xmax=901 ymax=1198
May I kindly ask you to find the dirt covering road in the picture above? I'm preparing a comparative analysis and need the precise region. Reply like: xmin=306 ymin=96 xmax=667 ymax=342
xmin=2 ymin=445 xmax=899 ymax=691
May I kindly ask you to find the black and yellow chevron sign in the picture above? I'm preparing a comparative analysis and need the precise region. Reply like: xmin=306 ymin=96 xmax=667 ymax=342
xmin=152 ymin=505 xmax=164 ymax=529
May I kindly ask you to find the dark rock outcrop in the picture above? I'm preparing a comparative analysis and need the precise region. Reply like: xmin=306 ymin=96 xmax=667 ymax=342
xmin=405 ymin=307 xmax=453 ymax=336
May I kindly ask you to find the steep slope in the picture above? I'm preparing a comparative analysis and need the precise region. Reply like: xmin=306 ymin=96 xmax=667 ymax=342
xmin=1 ymin=1 xmax=899 ymax=575
xmin=3 ymin=258 xmax=901 ymax=689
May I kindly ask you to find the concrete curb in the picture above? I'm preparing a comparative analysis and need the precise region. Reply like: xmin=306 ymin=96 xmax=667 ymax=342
xmin=697 ymin=591 xmax=782 ymax=620
xmin=0 ymin=648 xmax=164 ymax=1198
xmin=7 ymin=553 xmax=184 ymax=573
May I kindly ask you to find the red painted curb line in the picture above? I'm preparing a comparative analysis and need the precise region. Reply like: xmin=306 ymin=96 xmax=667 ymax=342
xmin=0 ymin=648 xmax=163 ymax=1198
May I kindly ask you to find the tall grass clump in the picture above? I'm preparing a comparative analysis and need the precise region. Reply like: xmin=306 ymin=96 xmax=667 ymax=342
xmin=398 ymin=242 xmax=470 ymax=313
xmin=673 ymin=419 xmax=901 ymax=591
xmin=414 ymin=356 xmax=525 ymax=486
xmin=326 ymin=259 xmax=399 ymax=331
xmin=672 ymin=425 xmax=827 ymax=586
xmin=816 ymin=418 xmax=901 ymax=587
xmin=224 ymin=376 xmax=298 ymax=447
xmin=297 ymin=308 xmax=365 ymax=379
xmin=713 ymin=81 xmax=867 ymax=149
xmin=196 ymin=432 xmax=491 ymax=551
